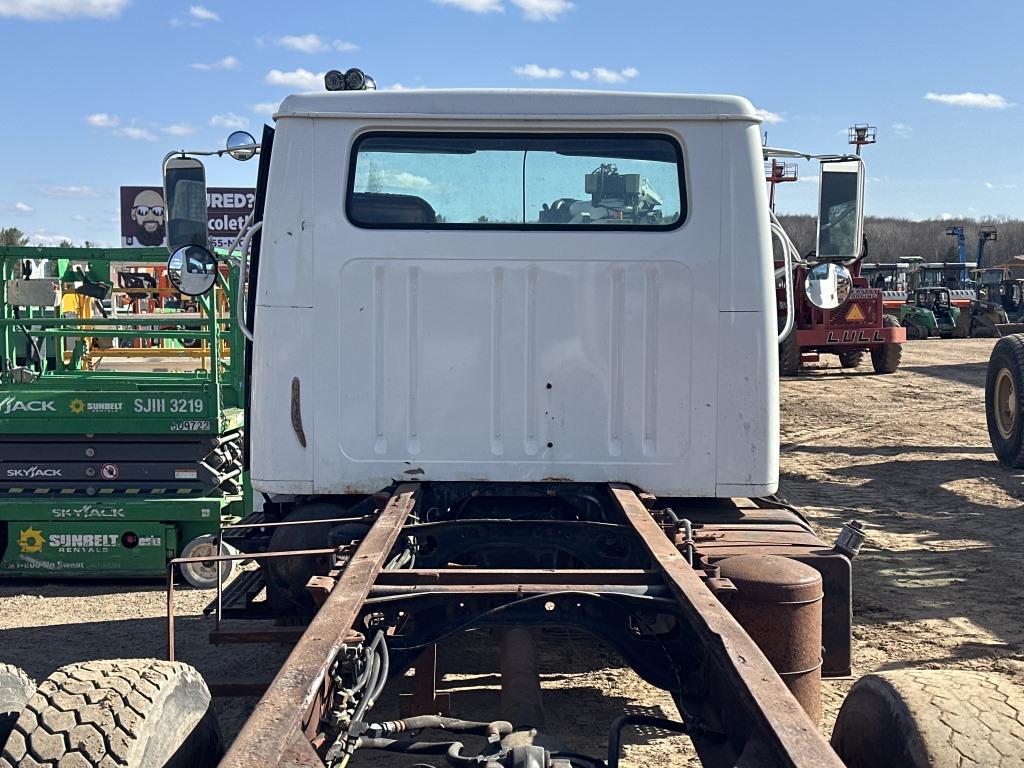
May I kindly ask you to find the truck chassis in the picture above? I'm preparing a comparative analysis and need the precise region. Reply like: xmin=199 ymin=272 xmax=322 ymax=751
xmin=167 ymin=482 xmax=852 ymax=767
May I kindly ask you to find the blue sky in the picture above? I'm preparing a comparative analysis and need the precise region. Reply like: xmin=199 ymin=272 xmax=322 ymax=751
xmin=1 ymin=0 xmax=1022 ymax=245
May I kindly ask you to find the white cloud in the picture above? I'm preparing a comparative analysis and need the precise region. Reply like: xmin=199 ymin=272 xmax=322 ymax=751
xmin=367 ymin=169 xmax=434 ymax=191
xmin=984 ymin=181 xmax=1017 ymax=190
xmin=115 ymin=126 xmax=157 ymax=141
xmin=592 ymin=67 xmax=639 ymax=84
xmin=891 ymin=122 xmax=913 ymax=138
xmin=570 ymin=67 xmax=639 ymax=83
xmin=513 ymin=64 xmax=563 ymax=79
xmin=1 ymin=201 xmax=34 ymax=214
xmin=277 ymin=33 xmax=327 ymax=53
xmin=265 ymin=68 xmax=323 ymax=90
xmin=796 ymin=174 xmax=820 ymax=184
xmin=924 ymin=91 xmax=1011 ymax=109
xmin=0 ymin=0 xmax=128 ymax=20
xmin=250 ymin=102 xmax=279 ymax=115
xmin=41 ymin=185 xmax=105 ymax=198
xmin=191 ymin=55 xmax=239 ymax=71
xmin=432 ymin=0 xmax=503 ymax=12
xmin=940 ymin=212 xmax=956 ymax=221
xmin=85 ymin=112 xmax=119 ymax=128
xmin=754 ymin=108 xmax=784 ymax=124
xmin=72 ymin=214 xmax=87 ymax=222
xmin=273 ymin=34 xmax=358 ymax=54
xmin=189 ymin=4 xmax=219 ymax=21
xmin=511 ymin=0 xmax=573 ymax=20
xmin=28 ymin=232 xmax=77 ymax=247
xmin=386 ymin=83 xmax=429 ymax=91
xmin=162 ymin=123 xmax=196 ymax=136
xmin=210 ymin=112 xmax=248 ymax=130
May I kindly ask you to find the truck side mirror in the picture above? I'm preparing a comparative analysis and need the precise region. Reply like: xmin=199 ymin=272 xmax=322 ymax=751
xmin=816 ymin=159 xmax=865 ymax=261
xmin=804 ymin=262 xmax=852 ymax=310
xmin=167 ymin=244 xmax=218 ymax=296
xmin=163 ymin=156 xmax=209 ymax=252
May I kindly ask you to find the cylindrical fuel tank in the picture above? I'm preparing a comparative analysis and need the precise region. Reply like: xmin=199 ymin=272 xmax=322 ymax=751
xmin=716 ymin=554 xmax=823 ymax=723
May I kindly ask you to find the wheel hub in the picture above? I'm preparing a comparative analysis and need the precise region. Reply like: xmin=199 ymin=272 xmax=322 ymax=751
xmin=995 ymin=367 xmax=1017 ymax=440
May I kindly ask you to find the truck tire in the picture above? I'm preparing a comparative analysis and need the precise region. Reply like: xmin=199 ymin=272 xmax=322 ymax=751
xmin=0 ymin=659 xmax=222 ymax=768
xmin=179 ymin=534 xmax=236 ymax=590
xmin=871 ymin=315 xmax=903 ymax=374
xmin=831 ymin=669 xmax=1024 ymax=768
xmin=0 ymin=665 xmax=34 ymax=753
xmin=265 ymin=503 xmax=369 ymax=620
xmin=779 ymin=328 xmax=801 ymax=377
xmin=838 ymin=351 xmax=864 ymax=369
xmin=986 ymin=334 xmax=1024 ymax=468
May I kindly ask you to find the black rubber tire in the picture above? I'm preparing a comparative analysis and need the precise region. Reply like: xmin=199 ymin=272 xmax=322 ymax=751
xmin=954 ymin=310 xmax=972 ymax=338
xmin=871 ymin=315 xmax=903 ymax=374
xmin=986 ymin=334 xmax=1024 ymax=468
xmin=0 ymin=665 xmax=34 ymax=754
xmin=264 ymin=503 xmax=369 ymax=620
xmin=779 ymin=328 xmax=801 ymax=376
xmin=903 ymin=317 xmax=926 ymax=341
xmin=838 ymin=351 xmax=864 ymax=369
xmin=831 ymin=669 xmax=1024 ymax=768
xmin=0 ymin=659 xmax=222 ymax=768
xmin=972 ymin=316 xmax=998 ymax=338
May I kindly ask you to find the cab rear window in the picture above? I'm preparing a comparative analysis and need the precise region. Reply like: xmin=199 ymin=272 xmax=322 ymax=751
xmin=346 ymin=132 xmax=685 ymax=230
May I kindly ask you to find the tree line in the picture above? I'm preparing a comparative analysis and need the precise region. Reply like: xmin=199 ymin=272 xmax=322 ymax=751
xmin=0 ymin=227 xmax=94 ymax=248
xmin=778 ymin=215 xmax=1024 ymax=268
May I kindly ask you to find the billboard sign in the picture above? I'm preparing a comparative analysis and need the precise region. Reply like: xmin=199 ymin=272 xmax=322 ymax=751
xmin=120 ymin=186 xmax=255 ymax=250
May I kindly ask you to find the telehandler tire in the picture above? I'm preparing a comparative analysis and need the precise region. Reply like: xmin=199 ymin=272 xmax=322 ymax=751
xmin=838 ymin=351 xmax=864 ymax=369
xmin=779 ymin=328 xmax=801 ymax=376
xmin=0 ymin=665 xmax=34 ymax=753
xmin=986 ymin=333 xmax=1024 ymax=468
xmin=0 ymin=659 xmax=222 ymax=768
xmin=871 ymin=315 xmax=903 ymax=374
xmin=831 ymin=669 xmax=1024 ymax=768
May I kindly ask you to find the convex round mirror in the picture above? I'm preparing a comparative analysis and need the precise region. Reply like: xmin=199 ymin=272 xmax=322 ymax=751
xmin=804 ymin=262 xmax=853 ymax=310
xmin=226 ymin=130 xmax=257 ymax=161
xmin=168 ymin=245 xmax=218 ymax=296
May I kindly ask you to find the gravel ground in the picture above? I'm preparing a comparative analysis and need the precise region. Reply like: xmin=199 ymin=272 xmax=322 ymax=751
xmin=2 ymin=338 xmax=1022 ymax=766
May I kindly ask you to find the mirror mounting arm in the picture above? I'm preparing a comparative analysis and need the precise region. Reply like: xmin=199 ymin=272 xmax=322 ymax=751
xmin=235 ymin=221 xmax=262 ymax=343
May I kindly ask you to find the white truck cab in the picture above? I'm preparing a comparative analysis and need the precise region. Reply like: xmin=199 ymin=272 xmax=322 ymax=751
xmin=245 ymin=89 xmax=779 ymax=499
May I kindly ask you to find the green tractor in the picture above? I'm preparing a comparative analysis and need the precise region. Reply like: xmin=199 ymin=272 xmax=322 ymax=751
xmin=899 ymin=287 xmax=964 ymax=339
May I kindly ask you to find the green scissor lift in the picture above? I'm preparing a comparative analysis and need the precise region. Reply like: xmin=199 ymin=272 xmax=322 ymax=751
xmin=0 ymin=246 xmax=248 ymax=586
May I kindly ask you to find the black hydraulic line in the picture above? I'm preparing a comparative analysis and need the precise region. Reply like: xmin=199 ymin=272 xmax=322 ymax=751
xmin=368 ymin=630 xmax=390 ymax=704
xmin=551 ymin=752 xmax=607 ymax=768
xmin=371 ymin=717 xmax=512 ymax=739
xmin=350 ymin=651 xmax=381 ymax=727
xmin=13 ymin=307 xmax=44 ymax=372
xmin=355 ymin=737 xmax=456 ymax=755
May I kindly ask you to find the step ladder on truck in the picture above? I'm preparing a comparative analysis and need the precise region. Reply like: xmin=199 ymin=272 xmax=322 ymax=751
xmin=2 ymin=75 xmax=1022 ymax=768
xmin=0 ymin=245 xmax=248 ymax=586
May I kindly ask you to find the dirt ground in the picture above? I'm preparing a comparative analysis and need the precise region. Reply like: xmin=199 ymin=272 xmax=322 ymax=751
xmin=2 ymin=338 xmax=1023 ymax=765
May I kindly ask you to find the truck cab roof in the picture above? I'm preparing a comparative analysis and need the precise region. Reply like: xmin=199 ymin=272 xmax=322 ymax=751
xmin=275 ymin=89 xmax=760 ymax=122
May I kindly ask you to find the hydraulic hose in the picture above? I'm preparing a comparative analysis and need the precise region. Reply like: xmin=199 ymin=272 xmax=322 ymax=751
xmin=770 ymin=208 xmax=801 ymax=346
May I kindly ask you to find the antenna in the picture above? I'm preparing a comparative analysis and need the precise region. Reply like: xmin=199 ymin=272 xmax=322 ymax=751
xmin=848 ymin=124 xmax=877 ymax=157
xmin=765 ymin=159 xmax=797 ymax=211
